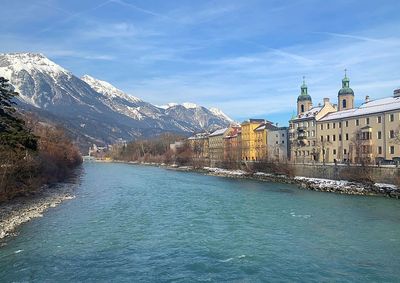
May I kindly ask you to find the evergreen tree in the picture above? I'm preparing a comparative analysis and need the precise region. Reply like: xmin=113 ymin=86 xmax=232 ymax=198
xmin=0 ymin=77 xmax=37 ymax=151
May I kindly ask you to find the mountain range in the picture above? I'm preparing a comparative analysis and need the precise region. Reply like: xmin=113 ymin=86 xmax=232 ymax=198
xmin=0 ymin=53 xmax=232 ymax=151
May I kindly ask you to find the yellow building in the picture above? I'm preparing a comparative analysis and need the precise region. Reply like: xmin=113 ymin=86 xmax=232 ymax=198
xmin=241 ymin=119 xmax=265 ymax=161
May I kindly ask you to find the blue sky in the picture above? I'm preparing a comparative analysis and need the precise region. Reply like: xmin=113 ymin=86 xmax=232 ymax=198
xmin=1 ymin=0 xmax=400 ymax=125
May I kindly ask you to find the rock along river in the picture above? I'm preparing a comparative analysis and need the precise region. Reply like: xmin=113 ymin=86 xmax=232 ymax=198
xmin=1 ymin=162 xmax=400 ymax=282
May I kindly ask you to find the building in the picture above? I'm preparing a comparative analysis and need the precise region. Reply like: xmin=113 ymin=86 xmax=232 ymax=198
xmin=188 ymin=132 xmax=209 ymax=159
xmin=209 ymin=127 xmax=230 ymax=165
xmin=254 ymin=121 xmax=288 ymax=161
xmin=267 ymin=127 xmax=289 ymax=162
xmin=223 ymin=126 xmax=242 ymax=162
xmin=169 ymin=141 xmax=185 ymax=153
xmin=318 ymin=89 xmax=400 ymax=164
xmin=289 ymin=78 xmax=336 ymax=163
xmin=290 ymin=72 xmax=400 ymax=164
xmin=241 ymin=119 xmax=265 ymax=161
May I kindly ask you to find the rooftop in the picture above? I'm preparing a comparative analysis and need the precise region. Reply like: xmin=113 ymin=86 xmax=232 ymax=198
xmin=292 ymin=106 xmax=322 ymax=121
xmin=320 ymin=96 xmax=400 ymax=121
xmin=209 ymin=127 xmax=228 ymax=137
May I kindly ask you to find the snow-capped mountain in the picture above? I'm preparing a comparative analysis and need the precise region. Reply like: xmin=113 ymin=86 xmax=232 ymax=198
xmin=0 ymin=53 xmax=232 ymax=150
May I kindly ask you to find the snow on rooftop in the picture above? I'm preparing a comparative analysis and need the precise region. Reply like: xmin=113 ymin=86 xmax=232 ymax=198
xmin=293 ymin=106 xmax=322 ymax=121
xmin=320 ymin=96 xmax=400 ymax=121
xmin=209 ymin=127 xmax=228 ymax=137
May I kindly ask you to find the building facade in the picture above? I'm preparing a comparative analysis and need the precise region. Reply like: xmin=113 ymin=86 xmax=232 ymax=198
xmin=267 ymin=127 xmax=289 ymax=162
xmin=223 ymin=126 xmax=242 ymax=162
xmin=188 ymin=132 xmax=209 ymax=159
xmin=208 ymin=127 xmax=230 ymax=164
xmin=290 ymin=73 xmax=400 ymax=164
xmin=241 ymin=119 xmax=265 ymax=161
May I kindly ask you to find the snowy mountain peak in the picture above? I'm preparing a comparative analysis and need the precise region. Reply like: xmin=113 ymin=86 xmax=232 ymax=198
xmin=182 ymin=102 xmax=199 ymax=109
xmin=209 ymin=107 xmax=234 ymax=122
xmin=158 ymin=102 xmax=200 ymax=109
xmin=0 ymin=52 xmax=70 ymax=77
xmin=81 ymin=75 xmax=141 ymax=103
xmin=157 ymin=102 xmax=178 ymax=109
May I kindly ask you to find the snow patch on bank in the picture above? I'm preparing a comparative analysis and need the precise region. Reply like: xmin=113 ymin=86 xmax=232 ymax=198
xmin=204 ymin=167 xmax=247 ymax=176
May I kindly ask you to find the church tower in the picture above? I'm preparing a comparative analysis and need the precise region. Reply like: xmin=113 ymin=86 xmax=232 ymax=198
xmin=297 ymin=76 xmax=312 ymax=115
xmin=338 ymin=69 xmax=354 ymax=111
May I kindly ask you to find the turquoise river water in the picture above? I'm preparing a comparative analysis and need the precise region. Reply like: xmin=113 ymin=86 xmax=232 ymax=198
xmin=0 ymin=162 xmax=400 ymax=282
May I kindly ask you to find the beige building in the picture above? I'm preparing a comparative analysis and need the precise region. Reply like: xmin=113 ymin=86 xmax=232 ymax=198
xmin=290 ymin=73 xmax=400 ymax=164
xmin=188 ymin=133 xmax=209 ymax=159
xmin=289 ymin=78 xmax=337 ymax=163
xmin=208 ymin=127 xmax=230 ymax=164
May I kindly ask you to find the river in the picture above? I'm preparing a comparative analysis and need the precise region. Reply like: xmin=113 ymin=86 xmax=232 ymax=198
xmin=1 ymin=162 xmax=399 ymax=282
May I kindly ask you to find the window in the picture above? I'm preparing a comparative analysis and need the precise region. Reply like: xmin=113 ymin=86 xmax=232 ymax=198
xmin=333 ymin=135 xmax=336 ymax=141
xmin=282 ymin=140 xmax=285 ymax=144
xmin=327 ymin=135 xmax=330 ymax=142
xmin=346 ymin=133 xmax=349 ymax=140
xmin=390 ymin=146 xmax=395 ymax=154
xmin=345 ymin=121 xmax=349 ymax=127
xmin=377 ymin=116 xmax=382 ymax=123
xmin=390 ymin=130 xmax=395 ymax=139
xmin=342 ymin=99 xmax=347 ymax=109
xmin=301 ymin=104 xmax=305 ymax=112
xmin=356 ymin=119 xmax=359 ymax=126
xmin=366 ymin=117 xmax=370 ymax=125
xmin=311 ymin=130 xmax=315 ymax=137
xmin=339 ymin=134 xmax=342 ymax=141
xmin=390 ymin=114 xmax=394 ymax=122
xmin=282 ymin=133 xmax=285 ymax=137
xmin=333 ymin=123 xmax=336 ymax=129
xmin=377 ymin=131 xmax=382 ymax=139
xmin=378 ymin=146 xmax=382 ymax=155
xmin=320 ymin=136 xmax=324 ymax=142
xmin=339 ymin=122 xmax=342 ymax=128
xmin=313 ymin=141 xmax=316 ymax=146
xmin=344 ymin=149 xmax=347 ymax=155
xmin=333 ymin=149 xmax=337 ymax=155
xmin=327 ymin=123 xmax=330 ymax=129
xmin=320 ymin=124 xmax=323 ymax=130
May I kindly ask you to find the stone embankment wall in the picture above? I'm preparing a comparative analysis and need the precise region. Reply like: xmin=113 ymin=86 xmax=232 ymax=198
xmin=291 ymin=164 xmax=399 ymax=184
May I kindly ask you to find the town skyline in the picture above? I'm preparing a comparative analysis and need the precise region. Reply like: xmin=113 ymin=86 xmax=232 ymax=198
xmin=1 ymin=0 xmax=400 ymax=125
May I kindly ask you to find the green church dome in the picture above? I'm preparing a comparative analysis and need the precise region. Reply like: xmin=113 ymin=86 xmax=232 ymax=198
xmin=297 ymin=76 xmax=312 ymax=102
xmin=338 ymin=70 xmax=354 ymax=96
xmin=338 ymin=87 xmax=354 ymax=96
xmin=297 ymin=94 xmax=312 ymax=102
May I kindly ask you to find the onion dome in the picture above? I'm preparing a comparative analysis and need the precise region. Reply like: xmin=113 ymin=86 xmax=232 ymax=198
xmin=338 ymin=69 xmax=354 ymax=96
xmin=297 ymin=76 xmax=312 ymax=102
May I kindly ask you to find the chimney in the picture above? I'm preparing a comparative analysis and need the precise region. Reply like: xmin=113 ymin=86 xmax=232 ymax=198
xmin=365 ymin=95 xmax=370 ymax=103
xmin=394 ymin=88 xmax=400 ymax=98
xmin=323 ymin=98 xmax=330 ymax=105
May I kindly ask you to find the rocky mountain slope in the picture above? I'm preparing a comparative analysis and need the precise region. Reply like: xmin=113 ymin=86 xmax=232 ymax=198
xmin=0 ymin=53 xmax=232 ymax=151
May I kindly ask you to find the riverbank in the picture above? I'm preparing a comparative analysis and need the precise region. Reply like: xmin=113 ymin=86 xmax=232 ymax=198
xmin=198 ymin=166 xmax=399 ymax=198
xmin=0 ymin=182 xmax=78 ymax=241
xmin=112 ymin=161 xmax=400 ymax=198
